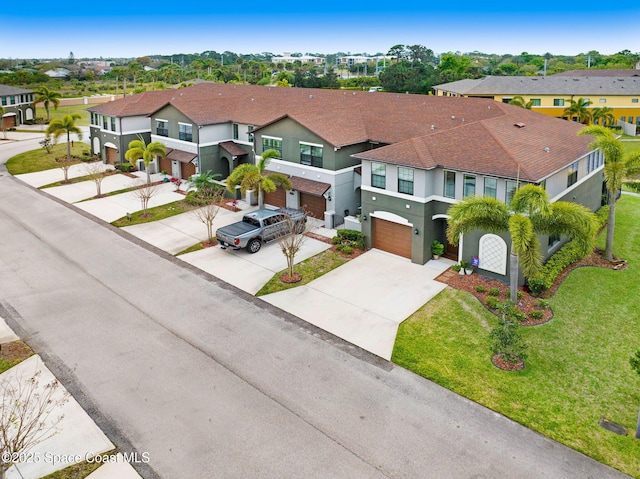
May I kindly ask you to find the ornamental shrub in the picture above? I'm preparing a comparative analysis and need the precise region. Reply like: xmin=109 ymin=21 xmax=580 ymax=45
xmin=336 ymin=229 xmax=365 ymax=250
xmin=475 ymin=285 xmax=486 ymax=293
xmin=529 ymin=311 xmax=544 ymax=320
xmin=488 ymin=288 xmax=500 ymax=297
xmin=485 ymin=296 xmax=501 ymax=310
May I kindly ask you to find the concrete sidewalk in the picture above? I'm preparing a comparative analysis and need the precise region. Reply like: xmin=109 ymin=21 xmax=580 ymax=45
xmin=15 ymin=160 xmax=110 ymax=189
xmin=3 ymin=355 xmax=115 ymax=479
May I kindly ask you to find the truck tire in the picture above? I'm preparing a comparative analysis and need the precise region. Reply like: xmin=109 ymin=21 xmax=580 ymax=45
xmin=247 ymin=238 xmax=262 ymax=254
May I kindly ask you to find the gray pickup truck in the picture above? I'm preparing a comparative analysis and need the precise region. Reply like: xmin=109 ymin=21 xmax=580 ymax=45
xmin=216 ymin=208 xmax=307 ymax=253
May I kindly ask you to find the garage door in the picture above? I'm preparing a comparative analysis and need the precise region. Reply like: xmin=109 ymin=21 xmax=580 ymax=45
xmin=372 ymin=218 xmax=412 ymax=259
xmin=299 ymin=192 xmax=326 ymax=220
xmin=2 ymin=115 xmax=16 ymax=128
xmin=264 ymin=187 xmax=286 ymax=209
xmin=106 ymin=147 xmax=118 ymax=165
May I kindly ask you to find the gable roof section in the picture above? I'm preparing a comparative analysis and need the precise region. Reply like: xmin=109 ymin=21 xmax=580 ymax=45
xmin=434 ymin=75 xmax=640 ymax=96
xmin=0 ymin=85 xmax=33 ymax=96
xmin=354 ymin=103 xmax=592 ymax=182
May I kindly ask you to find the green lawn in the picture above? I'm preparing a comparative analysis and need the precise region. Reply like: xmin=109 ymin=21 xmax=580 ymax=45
xmin=622 ymin=139 xmax=640 ymax=156
xmin=111 ymin=199 xmax=197 ymax=226
xmin=32 ymin=103 xmax=97 ymax=127
xmin=256 ymin=249 xmax=350 ymax=296
xmin=392 ymin=195 xmax=640 ymax=478
xmin=6 ymin=142 xmax=91 ymax=175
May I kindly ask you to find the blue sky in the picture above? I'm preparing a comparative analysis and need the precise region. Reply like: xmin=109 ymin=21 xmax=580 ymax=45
xmin=1 ymin=2 xmax=638 ymax=60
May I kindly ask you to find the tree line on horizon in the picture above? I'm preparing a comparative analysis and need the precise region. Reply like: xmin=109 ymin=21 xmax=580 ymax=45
xmin=1 ymin=46 xmax=638 ymax=96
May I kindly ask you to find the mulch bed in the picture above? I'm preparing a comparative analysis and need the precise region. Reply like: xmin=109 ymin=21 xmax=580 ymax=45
xmin=305 ymin=232 xmax=366 ymax=259
xmin=437 ymin=248 xmax=627 ymax=325
xmin=491 ymin=353 xmax=525 ymax=371
xmin=280 ymin=273 xmax=302 ymax=283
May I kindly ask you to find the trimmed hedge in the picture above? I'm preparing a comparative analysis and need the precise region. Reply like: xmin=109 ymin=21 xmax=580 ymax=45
xmin=528 ymin=206 xmax=608 ymax=296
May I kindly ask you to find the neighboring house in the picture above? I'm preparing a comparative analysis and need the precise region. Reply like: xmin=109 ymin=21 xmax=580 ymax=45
xmin=353 ymin=99 xmax=603 ymax=285
xmin=433 ymin=75 xmax=640 ymax=128
xmin=87 ymin=84 xmax=605 ymax=287
xmin=45 ymin=68 xmax=71 ymax=79
xmin=0 ymin=85 xmax=35 ymax=127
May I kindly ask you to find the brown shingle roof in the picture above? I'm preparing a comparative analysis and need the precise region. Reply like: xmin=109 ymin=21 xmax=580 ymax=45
xmin=289 ymin=176 xmax=330 ymax=196
xmin=353 ymin=102 xmax=592 ymax=182
xmin=219 ymin=141 xmax=248 ymax=157
xmin=92 ymin=83 xmax=593 ymax=181
xmin=166 ymin=148 xmax=197 ymax=163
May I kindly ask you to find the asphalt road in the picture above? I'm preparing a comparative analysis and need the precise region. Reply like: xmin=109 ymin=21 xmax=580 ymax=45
xmin=0 ymin=138 xmax=631 ymax=479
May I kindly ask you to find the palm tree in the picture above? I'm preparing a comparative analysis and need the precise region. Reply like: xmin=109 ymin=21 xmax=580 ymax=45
xmin=45 ymin=113 xmax=83 ymax=161
xmin=563 ymin=97 xmax=592 ymax=124
xmin=33 ymin=86 xmax=62 ymax=122
xmin=577 ymin=125 xmax=640 ymax=260
xmin=508 ymin=95 xmax=532 ymax=109
xmin=447 ymin=184 xmax=597 ymax=302
xmin=226 ymin=149 xmax=292 ymax=209
xmin=188 ymin=170 xmax=222 ymax=197
xmin=125 ymin=138 xmax=167 ymax=184
xmin=590 ymin=106 xmax=615 ymax=127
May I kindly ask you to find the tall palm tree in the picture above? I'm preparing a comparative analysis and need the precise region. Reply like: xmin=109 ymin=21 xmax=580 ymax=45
xmin=590 ymin=106 xmax=615 ymax=127
xmin=226 ymin=149 xmax=292 ymax=209
xmin=45 ymin=113 xmax=83 ymax=161
xmin=578 ymin=125 xmax=640 ymax=260
xmin=33 ymin=85 xmax=62 ymax=122
xmin=563 ymin=97 xmax=592 ymax=124
xmin=447 ymin=184 xmax=597 ymax=302
xmin=125 ymin=138 xmax=167 ymax=184
xmin=508 ymin=95 xmax=532 ymax=109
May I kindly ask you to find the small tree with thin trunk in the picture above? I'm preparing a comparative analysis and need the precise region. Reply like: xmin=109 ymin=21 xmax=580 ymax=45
xmin=0 ymin=367 xmax=69 ymax=479
xmin=46 ymin=113 xmax=83 ymax=182
xmin=0 ymin=105 xmax=6 ymax=140
xmin=131 ymin=181 xmax=159 ymax=217
xmin=192 ymin=189 xmax=223 ymax=245
xmin=84 ymin=162 xmax=109 ymax=197
xmin=55 ymin=155 xmax=76 ymax=183
xmin=276 ymin=211 xmax=311 ymax=281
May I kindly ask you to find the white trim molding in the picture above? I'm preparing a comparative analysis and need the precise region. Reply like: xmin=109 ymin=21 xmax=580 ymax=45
xmin=370 ymin=210 xmax=413 ymax=226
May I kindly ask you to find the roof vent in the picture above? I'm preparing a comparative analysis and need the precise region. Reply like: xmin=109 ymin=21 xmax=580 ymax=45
xmin=544 ymin=147 xmax=550 ymax=152
xmin=462 ymin=118 xmax=465 ymax=122
xmin=488 ymin=105 xmax=491 ymax=110
xmin=514 ymin=122 xmax=526 ymax=128
xmin=431 ymin=125 xmax=435 ymax=130
xmin=573 ymin=78 xmax=580 ymax=81
xmin=451 ymin=115 xmax=456 ymax=120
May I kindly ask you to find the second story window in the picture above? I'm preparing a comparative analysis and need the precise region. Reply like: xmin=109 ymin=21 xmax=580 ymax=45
xmin=262 ymin=137 xmax=282 ymax=157
xmin=233 ymin=123 xmax=239 ymax=140
xmin=530 ymin=98 xmax=541 ymax=106
xmin=484 ymin=177 xmax=497 ymax=198
xmin=567 ymin=161 xmax=579 ymax=187
xmin=398 ymin=167 xmax=413 ymax=194
xmin=248 ymin=125 xmax=254 ymax=142
xmin=444 ymin=171 xmax=456 ymax=198
xmin=505 ymin=180 xmax=518 ymax=207
xmin=463 ymin=174 xmax=476 ymax=198
xmin=179 ymin=123 xmax=193 ymax=142
xmin=553 ymin=99 xmax=564 ymax=106
xmin=110 ymin=117 xmax=116 ymax=131
xmin=300 ymin=143 xmax=322 ymax=168
xmin=102 ymin=116 xmax=108 ymax=130
xmin=371 ymin=162 xmax=386 ymax=189
xmin=156 ymin=119 xmax=168 ymax=137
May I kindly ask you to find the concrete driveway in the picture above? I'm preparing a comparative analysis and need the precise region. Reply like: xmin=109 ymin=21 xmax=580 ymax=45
xmin=122 ymin=202 xmax=257 ymax=255
xmin=180 ymin=235 xmax=332 ymax=295
xmin=261 ymin=249 xmax=452 ymax=360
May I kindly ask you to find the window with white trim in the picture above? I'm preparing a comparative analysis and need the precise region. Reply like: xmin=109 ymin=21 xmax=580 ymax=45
xmin=505 ymin=180 xmax=518 ymax=207
xmin=262 ymin=137 xmax=282 ymax=157
xmin=463 ymin=174 xmax=476 ymax=198
xmin=484 ymin=177 xmax=497 ymax=198
xmin=398 ymin=167 xmax=413 ymax=195
xmin=300 ymin=143 xmax=322 ymax=168
xmin=567 ymin=161 xmax=578 ymax=187
xmin=371 ymin=162 xmax=386 ymax=189
xmin=156 ymin=119 xmax=168 ymax=137
xmin=179 ymin=123 xmax=193 ymax=142
xmin=444 ymin=171 xmax=456 ymax=198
